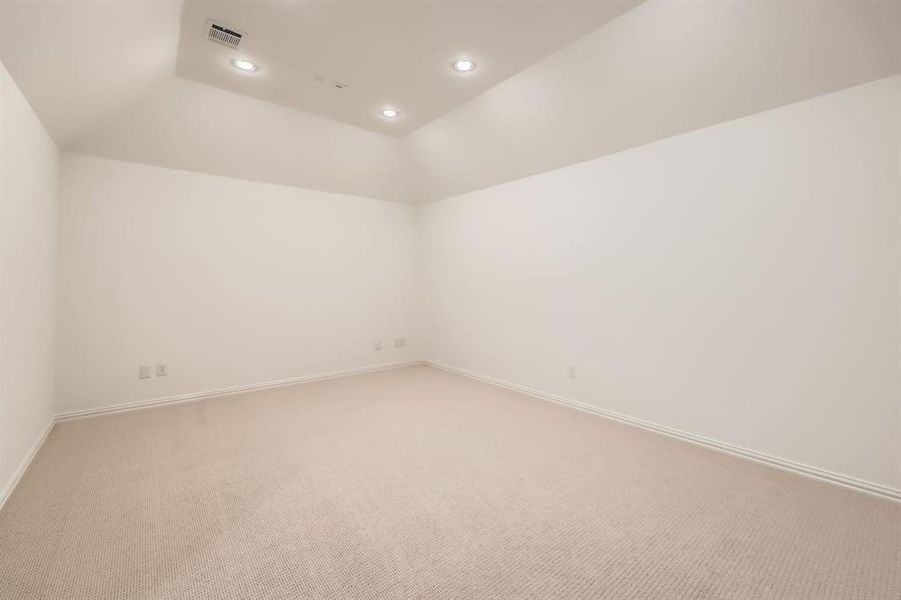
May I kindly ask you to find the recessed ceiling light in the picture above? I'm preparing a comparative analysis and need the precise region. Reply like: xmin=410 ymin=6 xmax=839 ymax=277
xmin=452 ymin=59 xmax=476 ymax=73
xmin=380 ymin=107 xmax=399 ymax=119
xmin=231 ymin=59 xmax=257 ymax=72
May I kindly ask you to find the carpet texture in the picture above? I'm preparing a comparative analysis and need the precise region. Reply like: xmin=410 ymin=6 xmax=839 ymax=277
xmin=1 ymin=365 xmax=898 ymax=599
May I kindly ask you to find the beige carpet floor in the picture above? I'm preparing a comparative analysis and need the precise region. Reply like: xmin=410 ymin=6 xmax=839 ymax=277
xmin=1 ymin=365 xmax=898 ymax=599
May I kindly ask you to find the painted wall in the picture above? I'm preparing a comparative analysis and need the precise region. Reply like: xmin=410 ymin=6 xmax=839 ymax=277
xmin=408 ymin=0 xmax=901 ymax=202
xmin=0 ymin=62 xmax=59 ymax=501
xmin=421 ymin=76 xmax=901 ymax=490
xmin=56 ymin=154 xmax=419 ymax=414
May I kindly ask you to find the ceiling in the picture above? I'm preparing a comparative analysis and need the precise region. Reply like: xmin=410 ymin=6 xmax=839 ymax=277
xmin=407 ymin=0 xmax=901 ymax=201
xmin=0 ymin=0 xmax=181 ymax=147
xmin=3 ymin=0 xmax=898 ymax=204
xmin=175 ymin=0 xmax=640 ymax=136
xmin=69 ymin=77 xmax=414 ymax=203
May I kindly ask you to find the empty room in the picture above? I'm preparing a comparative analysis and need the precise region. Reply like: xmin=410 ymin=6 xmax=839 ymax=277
xmin=1 ymin=1 xmax=899 ymax=598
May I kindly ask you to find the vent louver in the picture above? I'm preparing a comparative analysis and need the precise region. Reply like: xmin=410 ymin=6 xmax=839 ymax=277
xmin=207 ymin=21 xmax=244 ymax=49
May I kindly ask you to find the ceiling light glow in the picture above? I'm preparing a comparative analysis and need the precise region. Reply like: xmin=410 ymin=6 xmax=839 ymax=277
xmin=380 ymin=107 xmax=399 ymax=119
xmin=231 ymin=59 xmax=257 ymax=72
xmin=452 ymin=59 xmax=476 ymax=73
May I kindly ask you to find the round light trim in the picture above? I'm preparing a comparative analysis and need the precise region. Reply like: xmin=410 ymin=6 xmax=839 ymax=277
xmin=231 ymin=59 xmax=257 ymax=72
xmin=452 ymin=59 xmax=476 ymax=73
xmin=380 ymin=107 xmax=399 ymax=119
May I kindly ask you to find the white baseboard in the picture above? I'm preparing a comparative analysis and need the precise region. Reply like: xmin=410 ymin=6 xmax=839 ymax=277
xmin=426 ymin=360 xmax=900 ymax=503
xmin=55 ymin=360 xmax=425 ymax=421
xmin=1 ymin=361 xmax=425 ymax=513
xmin=0 ymin=418 xmax=55 ymax=512
xmin=8 ymin=359 xmax=895 ymax=511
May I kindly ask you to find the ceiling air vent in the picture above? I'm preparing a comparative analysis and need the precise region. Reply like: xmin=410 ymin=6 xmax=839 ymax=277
xmin=207 ymin=20 xmax=245 ymax=49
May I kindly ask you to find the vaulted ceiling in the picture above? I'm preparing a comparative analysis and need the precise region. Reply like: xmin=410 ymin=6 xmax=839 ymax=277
xmin=0 ymin=0 xmax=181 ymax=147
xmin=2 ymin=1 xmax=899 ymax=203
xmin=175 ymin=0 xmax=639 ymax=136
xmin=0 ymin=0 xmax=636 ymax=145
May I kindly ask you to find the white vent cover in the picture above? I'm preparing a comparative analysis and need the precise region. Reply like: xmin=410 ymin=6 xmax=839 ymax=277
xmin=207 ymin=20 xmax=245 ymax=49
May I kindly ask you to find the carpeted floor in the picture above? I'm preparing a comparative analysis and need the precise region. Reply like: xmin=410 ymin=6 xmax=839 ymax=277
xmin=1 ymin=365 xmax=898 ymax=599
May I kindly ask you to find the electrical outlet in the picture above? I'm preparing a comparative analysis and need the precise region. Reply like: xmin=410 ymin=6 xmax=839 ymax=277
xmin=374 ymin=341 xmax=382 ymax=351
xmin=139 ymin=365 xmax=151 ymax=379
xmin=156 ymin=363 xmax=168 ymax=377
xmin=568 ymin=366 xmax=577 ymax=380
xmin=394 ymin=337 xmax=405 ymax=348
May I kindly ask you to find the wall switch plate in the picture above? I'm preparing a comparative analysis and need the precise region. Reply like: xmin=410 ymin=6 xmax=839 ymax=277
xmin=156 ymin=364 xmax=168 ymax=377
xmin=568 ymin=366 xmax=577 ymax=379
xmin=394 ymin=337 xmax=405 ymax=348
xmin=139 ymin=365 xmax=151 ymax=379
xmin=374 ymin=341 xmax=382 ymax=351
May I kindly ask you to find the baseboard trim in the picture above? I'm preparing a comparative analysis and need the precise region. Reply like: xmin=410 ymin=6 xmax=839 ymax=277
xmin=426 ymin=360 xmax=900 ymax=503
xmin=55 ymin=360 xmax=425 ymax=422
xmin=0 ymin=418 xmax=55 ymax=512
xmin=16 ymin=360 xmax=897 ymax=507
xmin=2 ymin=361 xmax=425 ymax=512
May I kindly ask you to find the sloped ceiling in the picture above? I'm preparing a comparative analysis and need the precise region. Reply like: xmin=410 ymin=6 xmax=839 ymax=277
xmin=0 ymin=0 xmax=182 ymax=147
xmin=407 ymin=0 xmax=901 ymax=201
xmin=175 ymin=0 xmax=640 ymax=136
xmin=69 ymin=77 xmax=413 ymax=203
xmin=2 ymin=1 xmax=900 ymax=204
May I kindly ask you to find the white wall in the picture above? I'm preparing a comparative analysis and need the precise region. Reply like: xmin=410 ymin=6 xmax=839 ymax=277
xmin=421 ymin=76 xmax=901 ymax=491
xmin=56 ymin=154 xmax=419 ymax=414
xmin=0 ymin=62 xmax=58 ymax=501
xmin=408 ymin=0 xmax=901 ymax=202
